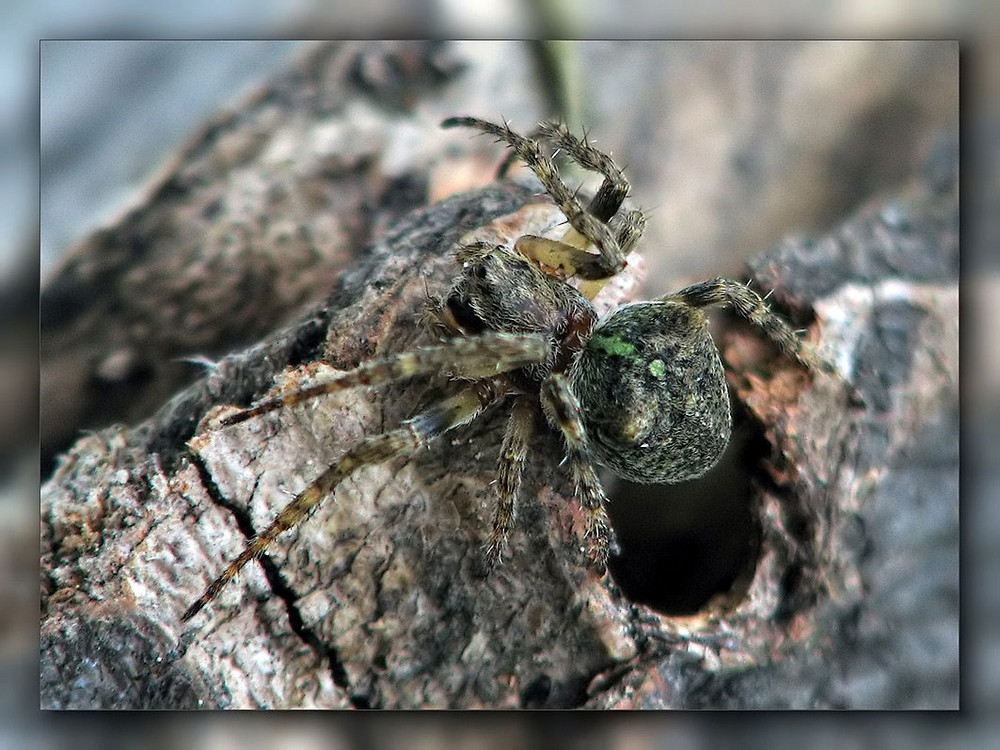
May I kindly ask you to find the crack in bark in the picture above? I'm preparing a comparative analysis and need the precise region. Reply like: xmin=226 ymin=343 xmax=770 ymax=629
xmin=187 ymin=450 xmax=367 ymax=708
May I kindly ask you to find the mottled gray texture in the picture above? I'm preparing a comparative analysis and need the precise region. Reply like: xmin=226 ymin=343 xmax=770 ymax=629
xmin=572 ymin=301 xmax=730 ymax=483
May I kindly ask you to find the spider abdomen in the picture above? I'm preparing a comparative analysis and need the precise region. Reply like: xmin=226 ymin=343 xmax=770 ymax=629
xmin=570 ymin=301 xmax=732 ymax=484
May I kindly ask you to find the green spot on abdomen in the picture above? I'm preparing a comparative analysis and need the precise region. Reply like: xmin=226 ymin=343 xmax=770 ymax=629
xmin=589 ymin=333 xmax=636 ymax=357
xmin=648 ymin=359 xmax=666 ymax=379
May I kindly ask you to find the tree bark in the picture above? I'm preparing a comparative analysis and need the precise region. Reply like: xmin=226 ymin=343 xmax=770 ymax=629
xmin=40 ymin=42 xmax=958 ymax=709
xmin=594 ymin=153 xmax=959 ymax=708
xmin=40 ymin=41 xmax=483 ymax=475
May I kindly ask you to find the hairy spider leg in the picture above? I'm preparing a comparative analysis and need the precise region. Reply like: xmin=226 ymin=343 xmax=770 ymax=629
xmin=484 ymin=395 xmax=534 ymax=568
xmin=509 ymin=120 xmax=649 ymax=298
xmin=443 ymin=116 xmax=626 ymax=281
xmin=575 ymin=210 xmax=646 ymax=300
xmin=507 ymin=120 xmax=646 ymax=251
xmin=183 ymin=379 xmax=507 ymax=622
xmin=494 ymin=119 xmax=631 ymax=224
xmin=184 ymin=333 xmax=553 ymax=621
xmin=540 ymin=373 xmax=615 ymax=571
xmin=533 ymin=120 xmax=629 ymax=224
xmin=217 ymin=332 xmax=549 ymax=429
xmin=665 ymin=277 xmax=837 ymax=375
xmin=530 ymin=121 xmax=648 ymax=262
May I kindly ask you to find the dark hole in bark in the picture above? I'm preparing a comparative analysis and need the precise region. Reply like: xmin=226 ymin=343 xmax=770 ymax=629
xmin=520 ymin=673 xmax=553 ymax=708
xmin=605 ymin=403 xmax=767 ymax=616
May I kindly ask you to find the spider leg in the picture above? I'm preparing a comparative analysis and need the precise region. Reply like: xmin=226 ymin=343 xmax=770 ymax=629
xmin=665 ymin=277 xmax=837 ymax=375
xmin=217 ymin=332 xmax=548 ymax=428
xmin=610 ymin=208 xmax=647 ymax=257
xmin=183 ymin=380 xmax=504 ymax=622
xmin=540 ymin=373 xmax=615 ymax=572
xmin=534 ymin=120 xmax=629 ymax=224
xmin=495 ymin=119 xmax=633 ymax=224
xmin=443 ymin=116 xmax=625 ymax=281
xmin=524 ymin=209 xmax=647 ymax=301
xmin=485 ymin=395 xmax=534 ymax=568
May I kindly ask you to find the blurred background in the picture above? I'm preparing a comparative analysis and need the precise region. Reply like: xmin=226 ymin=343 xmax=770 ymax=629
xmin=9 ymin=0 xmax=999 ymax=744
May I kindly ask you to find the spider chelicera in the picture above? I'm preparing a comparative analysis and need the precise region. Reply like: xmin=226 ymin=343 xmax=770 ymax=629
xmin=181 ymin=116 xmax=833 ymax=622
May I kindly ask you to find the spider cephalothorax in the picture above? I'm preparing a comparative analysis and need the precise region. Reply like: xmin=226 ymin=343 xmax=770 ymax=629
xmin=181 ymin=116 xmax=832 ymax=622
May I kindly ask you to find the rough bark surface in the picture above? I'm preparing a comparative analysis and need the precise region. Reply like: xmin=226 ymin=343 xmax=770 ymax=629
xmin=40 ymin=41 xmax=473 ymax=474
xmin=40 ymin=42 xmax=959 ymax=709
xmin=594 ymin=149 xmax=959 ymax=709
xmin=44 ymin=182 xmax=641 ymax=709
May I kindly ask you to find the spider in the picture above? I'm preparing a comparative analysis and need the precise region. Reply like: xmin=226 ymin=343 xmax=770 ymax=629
xmin=181 ymin=116 xmax=833 ymax=622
